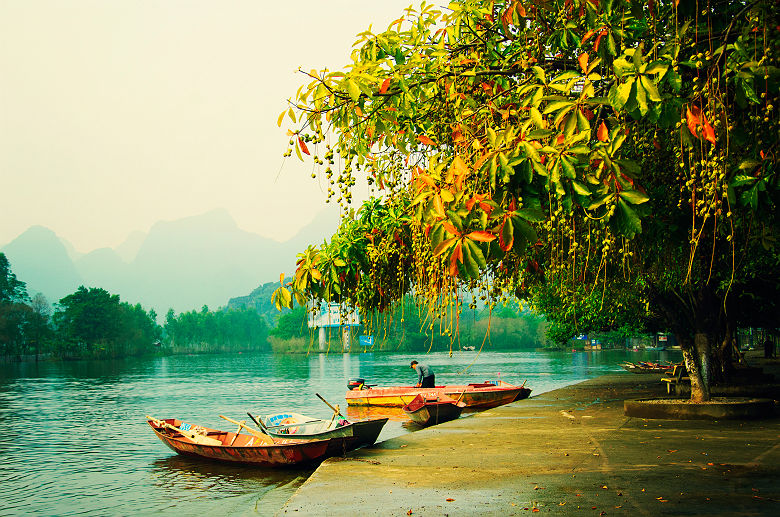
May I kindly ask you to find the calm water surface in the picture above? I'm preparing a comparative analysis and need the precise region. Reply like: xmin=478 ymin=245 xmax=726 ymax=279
xmin=0 ymin=349 xmax=680 ymax=516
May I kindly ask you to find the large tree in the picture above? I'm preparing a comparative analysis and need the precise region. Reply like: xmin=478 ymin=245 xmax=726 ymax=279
xmin=274 ymin=0 xmax=779 ymax=401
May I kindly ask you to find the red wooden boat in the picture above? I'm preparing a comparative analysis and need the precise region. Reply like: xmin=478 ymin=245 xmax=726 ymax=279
xmin=402 ymin=394 xmax=464 ymax=426
xmin=147 ymin=417 xmax=349 ymax=466
xmin=346 ymin=380 xmax=531 ymax=409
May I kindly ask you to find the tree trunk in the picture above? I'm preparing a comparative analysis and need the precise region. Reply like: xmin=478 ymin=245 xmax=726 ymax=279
xmin=682 ymin=333 xmax=712 ymax=402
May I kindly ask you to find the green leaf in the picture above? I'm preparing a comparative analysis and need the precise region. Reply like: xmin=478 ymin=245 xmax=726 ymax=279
xmin=461 ymin=240 xmax=479 ymax=278
xmin=560 ymin=156 xmax=576 ymax=179
xmin=572 ymin=180 xmax=591 ymax=195
xmin=730 ymin=175 xmax=757 ymax=187
xmin=530 ymin=107 xmax=545 ymax=128
xmin=543 ymin=100 xmax=574 ymax=114
xmin=640 ymin=75 xmax=662 ymax=102
xmin=588 ymin=193 xmax=614 ymax=211
xmin=346 ymin=79 xmax=361 ymax=102
xmin=511 ymin=216 xmax=538 ymax=246
xmin=619 ymin=189 xmax=650 ymax=204
xmin=515 ymin=207 xmax=546 ymax=222
xmin=430 ymin=223 xmax=445 ymax=252
xmin=465 ymin=238 xmax=487 ymax=269
xmin=613 ymin=198 xmax=642 ymax=237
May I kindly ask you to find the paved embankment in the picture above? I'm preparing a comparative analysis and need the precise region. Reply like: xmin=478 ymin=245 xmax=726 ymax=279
xmin=278 ymin=358 xmax=780 ymax=516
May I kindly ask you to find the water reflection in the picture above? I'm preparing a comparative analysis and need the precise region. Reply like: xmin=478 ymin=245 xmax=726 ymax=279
xmin=150 ymin=455 xmax=313 ymax=492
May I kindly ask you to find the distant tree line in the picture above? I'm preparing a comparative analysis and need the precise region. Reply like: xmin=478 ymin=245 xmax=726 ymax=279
xmin=267 ymin=296 xmax=553 ymax=354
xmin=164 ymin=305 xmax=269 ymax=354
xmin=0 ymin=253 xmax=269 ymax=361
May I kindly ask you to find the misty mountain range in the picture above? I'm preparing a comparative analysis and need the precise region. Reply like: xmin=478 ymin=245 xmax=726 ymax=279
xmin=1 ymin=208 xmax=340 ymax=315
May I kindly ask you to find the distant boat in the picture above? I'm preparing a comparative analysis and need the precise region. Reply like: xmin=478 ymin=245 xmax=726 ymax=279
xmin=147 ymin=416 xmax=348 ymax=467
xmin=402 ymin=394 xmax=464 ymax=426
xmin=346 ymin=380 xmax=531 ymax=409
xmin=620 ymin=362 xmax=672 ymax=374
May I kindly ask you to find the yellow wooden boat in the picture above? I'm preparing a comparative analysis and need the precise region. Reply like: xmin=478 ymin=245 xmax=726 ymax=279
xmin=345 ymin=380 xmax=530 ymax=408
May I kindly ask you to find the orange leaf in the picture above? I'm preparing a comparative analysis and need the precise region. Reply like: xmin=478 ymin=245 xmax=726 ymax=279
xmin=417 ymin=135 xmax=436 ymax=146
xmin=578 ymin=53 xmax=589 ymax=74
xmin=702 ymin=116 xmax=716 ymax=144
xmin=380 ymin=78 xmax=390 ymax=94
xmin=442 ymin=221 xmax=459 ymax=236
xmin=686 ymin=105 xmax=701 ymax=138
xmin=597 ymin=121 xmax=608 ymax=142
xmin=447 ymin=156 xmax=469 ymax=185
xmin=297 ymin=137 xmax=310 ymax=156
xmin=433 ymin=194 xmax=445 ymax=218
xmin=355 ymin=106 xmax=364 ymax=118
xmin=467 ymin=231 xmax=496 ymax=242
xmin=449 ymin=242 xmax=463 ymax=276
xmin=416 ymin=174 xmax=437 ymax=191
xmin=516 ymin=2 xmax=527 ymax=17
xmin=446 ymin=498 xmax=455 ymax=502
xmin=581 ymin=28 xmax=596 ymax=45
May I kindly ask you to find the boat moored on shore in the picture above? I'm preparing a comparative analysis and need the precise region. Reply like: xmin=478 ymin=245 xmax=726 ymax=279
xmin=345 ymin=380 xmax=530 ymax=408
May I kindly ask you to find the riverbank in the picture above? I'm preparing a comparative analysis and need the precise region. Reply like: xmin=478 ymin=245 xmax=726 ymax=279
xmin=278 ymin=353 xmax=780 ymax=516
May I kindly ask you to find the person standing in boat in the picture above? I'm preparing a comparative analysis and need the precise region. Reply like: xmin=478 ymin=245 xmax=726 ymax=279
xmin=410 ymin=360 xmax=435 ymax=388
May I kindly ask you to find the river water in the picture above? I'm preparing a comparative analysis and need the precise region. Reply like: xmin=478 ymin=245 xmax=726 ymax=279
xmin=0 ymin=349 xmax=680 ymax=516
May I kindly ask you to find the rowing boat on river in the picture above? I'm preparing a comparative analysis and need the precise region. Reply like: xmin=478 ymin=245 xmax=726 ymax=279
xmin=260 ymin=412 xmax=388 ymax=446
xmin=147 ymin=417 xmax=344 ymax=466
xmin=345 ymin=380 xmax=530 ymax=408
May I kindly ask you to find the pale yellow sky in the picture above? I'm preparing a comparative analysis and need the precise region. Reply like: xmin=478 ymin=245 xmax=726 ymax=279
xmin=0 ymin=0 xmax=420 ymax=252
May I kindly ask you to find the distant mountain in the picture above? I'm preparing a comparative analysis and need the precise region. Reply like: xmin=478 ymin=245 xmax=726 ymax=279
xmin=115 ymin=230 xmax=146 ymax=262
xmin=1 ymin=226 xmax=83 ymax=304
xmin=74 ymin=248 xmax=129 ymax=295
xmin=1 ymin=207 xmax=341 ymax=315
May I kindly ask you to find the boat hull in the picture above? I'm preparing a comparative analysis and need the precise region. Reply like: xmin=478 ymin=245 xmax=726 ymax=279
xmin=346 ymin=382 xmax=531 ymax=409
xmin=148 ymin=418 xmax=336 ymax=467
xmin=402 ymin=395 xmax=464 ymax=426
xmin=262 ymin=413 xmax=388 ymax=447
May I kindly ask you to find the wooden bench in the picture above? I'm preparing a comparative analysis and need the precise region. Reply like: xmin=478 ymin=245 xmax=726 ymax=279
xmin=661 ymin=363 xmax=690 ymax=395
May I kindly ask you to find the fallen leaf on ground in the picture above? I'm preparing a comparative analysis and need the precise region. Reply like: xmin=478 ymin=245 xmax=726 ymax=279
xmin=446 ymin=498 xmax=454 ymax=502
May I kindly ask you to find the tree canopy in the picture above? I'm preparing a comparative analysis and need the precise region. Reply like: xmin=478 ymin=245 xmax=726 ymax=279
xmin=274 ymin=0 xmax=779 ymax=401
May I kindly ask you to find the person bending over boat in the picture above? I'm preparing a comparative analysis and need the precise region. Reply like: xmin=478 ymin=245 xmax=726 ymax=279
xmin=411 ymin=360 xmax=435 ymax=388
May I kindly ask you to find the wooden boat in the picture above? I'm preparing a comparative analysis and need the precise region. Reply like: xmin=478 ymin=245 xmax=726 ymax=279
xmin=146 ymin=416 xmax=344 ymax=466
xmin=620 ymin=362 xmax=673 ymax=374
xmin=260 ymin=412 xmax=388 ymax=446
xmin=402 ymin=394 xmax=464 ymax=426
xmin=345 ymin=380 xmax=531 ymax=408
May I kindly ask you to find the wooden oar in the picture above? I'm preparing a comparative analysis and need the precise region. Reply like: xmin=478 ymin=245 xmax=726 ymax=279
xmin=316 ymin=393 xmax=345 ymax=418
xmin=316 ymin=393 xmax=345 ymax=427
xmin=246 ymin=412 xmax=278 ymax=443
xmin=146 ymin=415 xmax=222 ymax=446
xmin=219 ymin=415 xmax=274 ymax=444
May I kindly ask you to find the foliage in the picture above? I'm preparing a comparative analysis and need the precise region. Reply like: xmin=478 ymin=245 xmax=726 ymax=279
xmin=54 ymin=286 xmax=161 ymax=358
xmin=269 ymin=305 xmax=309 ymax=340
xmin=0 ymin=253 xmax=28 ymax=303
xmin=164 ymin=305 xmax=270 ymax=354
xmin=275 ymin=0 xmax=779 ymax=400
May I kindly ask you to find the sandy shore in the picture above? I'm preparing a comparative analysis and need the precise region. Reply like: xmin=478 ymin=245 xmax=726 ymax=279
xmin=278 ymin=354 xmax=780 ymax=516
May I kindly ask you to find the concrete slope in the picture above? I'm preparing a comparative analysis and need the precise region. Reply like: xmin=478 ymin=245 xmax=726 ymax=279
xmin=279 ymin=363 xmax=780 ymax=516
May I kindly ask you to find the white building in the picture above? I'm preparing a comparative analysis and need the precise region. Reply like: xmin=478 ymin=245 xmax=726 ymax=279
xmin=308 ymin=302 xmax=361 ymax=351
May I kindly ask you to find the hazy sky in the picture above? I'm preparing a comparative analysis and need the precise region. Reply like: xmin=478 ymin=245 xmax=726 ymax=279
xmin=1 ymin=0 xmax=419 ymax=253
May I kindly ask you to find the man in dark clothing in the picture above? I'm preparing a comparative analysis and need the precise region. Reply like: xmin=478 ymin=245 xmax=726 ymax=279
xmin=411 ymin=360 xmax=435 ymax=387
